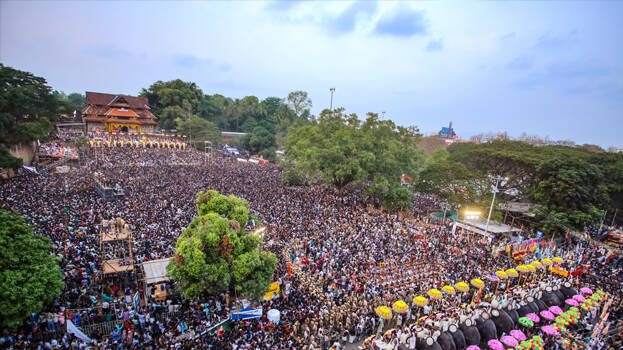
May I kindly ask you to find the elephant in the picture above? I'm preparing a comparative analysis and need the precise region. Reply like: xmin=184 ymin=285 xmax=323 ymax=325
xmin=437 ymin=332 xmax=457 ymax=350
xmin=476 ymin=319 xmax=497 ymax=344
xmin=491 ymin=309 xmax=514 ymax=337
xmin=541 ymin=292 xmax=561 ymax=307
xmin=535 ymin=299 xmax=548 ymax=312
xmin=560 ymin=286 xmax=577 ymax=299
xmin=417 ymin=337 xmax=443 ymax=350
xmin=517 ymin=304 xmax=533 ymax=317
xmin=554 ymin=290 xmax=566 ymax=304
xmin=506 ymin=307 xmax=519 ymax=325
xmin=460 ymin=322 xmax=481 ymax=346
xmin=527 ymin=302 xmax=540 ymax=314
xmin=450 ymin=325 xmax=467 ymax=350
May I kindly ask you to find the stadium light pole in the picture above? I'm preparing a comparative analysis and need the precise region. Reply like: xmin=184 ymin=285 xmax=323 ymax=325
xmin=329 ymin=88 xmax=335 ymax=111
xmin=484 ymin=175 xmax=504 ymax=237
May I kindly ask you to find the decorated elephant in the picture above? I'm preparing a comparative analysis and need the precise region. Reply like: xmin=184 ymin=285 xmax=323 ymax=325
xmin=417 ymin=337 xmax=443 ymax=350
xmin=460 ymin=321 xmax=481 ymax=346
xmin=541 ymin=292 xmax=561 ymax=307
xmin=475 ymin=318 xmax=497 ymax=344
xmin=560 ymin=284 xmax=577 ymax=299
xmin=437 ymin=332 xmax=457 ymax=350
xmin=554 ymin=290 xmax=566 ymax=304
xmin=517 ymin=304 xmax=533 ymax=317
xmin=490 ymin=309 xmax=514 ymax=337
xmin=534 ymin=298 xmax=548 ymax=312
xmin=506 ymin=306 xmax=519 ymax=325
xmin=449 ymin=325 xmax=466 ymax=350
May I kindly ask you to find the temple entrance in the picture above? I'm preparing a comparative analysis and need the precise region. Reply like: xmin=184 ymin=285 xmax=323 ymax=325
xmin=121 ymin=126 xmax=129 ymax=133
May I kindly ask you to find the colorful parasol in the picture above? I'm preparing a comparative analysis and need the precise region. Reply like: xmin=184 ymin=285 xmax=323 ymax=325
xmin=541 ymin=325 xmax=558 ymax=335
xmin=487 ymin=339 xmax=504 ymax=350
xmin=565 ymin=299 xmax=579 ymax=307
xmin=510 ymin=329 xmax=527 ymax=341
xmin=392 ymin=300 xmax=409 ymax=313
xmin=455 ymin=282 xmax=470 ymax=293
xmin=495 ymin=270 xmax=508 ymax=279
xmin=364 ymin=335 xmax=377 ymax=344
xmin=530 ymin=261 xmax=543 ymax=269
xmin=518 ymin=317 xmax=534 ymax=328
xmin=384 ymin=328 xmax=397 ymax=337
xmin=505 ymin=268 xmax=519 ymax=277
xmin=375 ymin=306 xmax=393 ymax=320
xmin=442 ymin=285 xmax=456 ymax=295
xmin=572 ymin=294 xmax=585 ymax=303
xmin=549 ymin=306 xmax=563 ymax=315
xmin=501 ymin=335 xmax=519 ymax=347
xmin=525 ymin=313 xmax=540 ymax=323
xmin=427 ymin=288 xmax=443 ymax=300
xmin=539 ymin=310 xmax=555 ymax=320
xmin=413 ymin=296 xmax=429 ymax=307
xmin=553 ymin=257 xmax=564 ymax=264
xmin=541 ymin=258 xmax=553 ymax=266
xmin=470 ymin=278 xmax=485 ymax=289
xmin=580 ymin=287 xmax=593 ymax=294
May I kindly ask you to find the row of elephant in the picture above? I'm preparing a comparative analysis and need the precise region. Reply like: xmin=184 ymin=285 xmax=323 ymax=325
xmin=415 ymin=284 xmax=583 ymax=350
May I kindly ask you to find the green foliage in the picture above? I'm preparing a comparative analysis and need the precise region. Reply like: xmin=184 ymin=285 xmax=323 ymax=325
xmin=282 ymin=163 xmax=304 ymax=186
xmin=414 ymin=148 xmax=477 ymax=204
xmin=381 ymin=187 xmax=413 ymax=212
xmin=66 ymin=93 xmax=86 ymax=112
xmin=0 ymin=64 xmax=67 ymax=145
xmin=286 ymin=91 xmax=312 ymax=120
xmin=140 ymin=79 xmax=204 ymax=130
xmin=175 ymin=116 xmax=220 ymax=149
xmin=285 ymin=109 xmax=424 ymax=210
xmin=73 ymin=136 xmax=89 ymax=150
xmin=0 ymin=209 xmax=64 ymax=333
xmin=0 ymin=147 xmax=22 ymax=169
xmin=168 ymin=191 xmax=276 ymax=300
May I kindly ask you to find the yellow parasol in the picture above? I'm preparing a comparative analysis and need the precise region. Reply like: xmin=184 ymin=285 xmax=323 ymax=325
xmin=413 ymin=296 xmax=429 ymax=307
xmin=531 ymin=261 xmax=543 ymax=269
xmin=495 ymin=270 xmax=508 ymax=279
xmin=470 ymin=278 xmax=485 ymax=289
xmin=553 ymin=257 xmax=564 ymax=264
xmin=392 ymin=300 xmax=409 ymax=313
xmin=516 ymin=265 xmax=529 ymax=273
xmin=506 ymin=268 xmax=519 ymax=277
xmin=525 ymin=264 xmax=536 ymax=273
xmin=455 ymin=282 xmax=469 ymax=293
xmin=541 ymin=258 xmax=553 ymax=266
xmin=375 ymin=306 xmax=393 ymax=320
xmin=427 ymin=289 xmax=443 ymax=300
xmin=442 ymin=285 xmax=456 ymax=295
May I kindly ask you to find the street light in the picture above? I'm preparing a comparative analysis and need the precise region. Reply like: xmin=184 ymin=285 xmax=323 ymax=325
xmin=465 ymin=211 xmax=481 ymax=220
xmin=329 ymin=88 xmax=336 ymax=111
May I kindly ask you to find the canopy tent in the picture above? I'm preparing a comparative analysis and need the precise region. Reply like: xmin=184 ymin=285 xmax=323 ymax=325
xmin=434 ymin=210 xmax=457 ymax=221
xmin=454 ymin=219 xmax=521 ymax=236
xmin=141 ymin=258 xmax=171 ymax=284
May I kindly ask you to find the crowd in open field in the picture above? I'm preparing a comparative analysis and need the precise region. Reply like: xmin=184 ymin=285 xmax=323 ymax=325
xmin=1 ymin=144 xmax=622 ymax=349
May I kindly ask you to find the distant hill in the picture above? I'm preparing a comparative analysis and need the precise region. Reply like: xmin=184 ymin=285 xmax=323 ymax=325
xmin=417 ymin=135 xmax=448 ymax=155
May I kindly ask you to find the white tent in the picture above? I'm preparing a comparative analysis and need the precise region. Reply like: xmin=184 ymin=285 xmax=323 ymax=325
xmin=141 ymin=258 xmax=171 ymax=284
xmin=267 ymin=309 xmax=281 ymax=324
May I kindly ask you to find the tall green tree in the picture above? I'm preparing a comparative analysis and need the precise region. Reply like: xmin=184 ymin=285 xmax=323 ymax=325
xmin=167 ymin=191 xmax=277 ymax=300
xmin=67 ymin=92 xmax=86 ymax=112
xmin=0 ymin=209 xmax=64 ymax=333
xmin=287 ymin=91 xmax=312 ymax=120
xmin=139 ymin=79 xmax=204 ymax=129
xmin=175 ymin=116 xmax=220 ymax=149
xmin=285 ymin=109 xmax=424 ymax=210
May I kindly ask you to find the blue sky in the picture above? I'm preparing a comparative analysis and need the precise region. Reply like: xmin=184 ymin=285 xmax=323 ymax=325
xmin=1 ymin=1 xmax=622 ymax=147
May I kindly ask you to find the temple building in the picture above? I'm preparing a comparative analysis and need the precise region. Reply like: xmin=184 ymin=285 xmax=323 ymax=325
xmin=82 ymin=92 xmax=157 ymax=133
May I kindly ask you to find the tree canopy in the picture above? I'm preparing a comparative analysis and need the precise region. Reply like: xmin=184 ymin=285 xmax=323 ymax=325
xmin=167 ymin=191 xmax=277 ymax=300
xmin=0 ymin=209 xmax=64 ymax=333
xmin=285 ymin=108 xmax=424 ymax=210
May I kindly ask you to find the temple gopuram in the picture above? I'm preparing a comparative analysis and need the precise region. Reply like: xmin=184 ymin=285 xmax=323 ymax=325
xmin=82 ymin=92 xmax=157 ymax=133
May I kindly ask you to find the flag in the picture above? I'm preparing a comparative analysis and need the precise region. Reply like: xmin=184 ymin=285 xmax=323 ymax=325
xmin=134 ymin=292 xmax=140 ymax=310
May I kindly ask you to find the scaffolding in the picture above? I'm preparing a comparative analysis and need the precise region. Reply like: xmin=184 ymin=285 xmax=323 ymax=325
xmin=100 ymin=218 xmax=135 ymax=276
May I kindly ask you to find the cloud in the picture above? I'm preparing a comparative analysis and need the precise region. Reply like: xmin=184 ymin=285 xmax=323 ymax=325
xmin=511 ymin=60 xmax=610 ymax=92
xmin=82 ymin=45 xmax=131 ymax=59
xmin=426 ymin=39 xmax=443 ymax=52
xmin=536 ymin=30 xmax=578 ymax=49
xmin=265 ymin=0 xmax=303 ymax=12
xmin=172 ymin=54 xmax=231 ymax=72
xmin=325 ymin=0 xmax=378 ymax=34
xmin=506 ymin=56 xmax=533 ymax=71
xmin=374 ymin=6 xmax=427 ymax=37
xmin=500 ymin=32 xmax=516 ymax=40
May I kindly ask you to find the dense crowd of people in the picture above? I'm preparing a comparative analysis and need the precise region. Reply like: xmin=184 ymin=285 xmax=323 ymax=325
xmin=0 ymin=143 xmax=621 ymax=349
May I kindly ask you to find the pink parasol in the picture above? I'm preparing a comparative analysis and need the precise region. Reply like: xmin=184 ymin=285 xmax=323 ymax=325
xmin=541 ymin=325 xmax=559 ymax=335
xmin=572 ymin=294 xmax=586 ymax=303
xmin=526 ymin=313 xmax=540 ymax=323
xmin=580 ymin=287 xmax=593 ymax=294
xmin=549 ymin=306 xmax=563 ymax=315
xmin=510 ymin=329 xmax=527 ymax=341
xmin=466 ymin=346 xmax=481 ymax=350
xmin=565 ymin=298 xmax=579 ymax=307
xmin=501 ymin=335 xmax=519 ymax=347
xmin=487 ymin=339 xmax=504 ymax=350
xmin=540 ymin=310 xmax=555 ymax=320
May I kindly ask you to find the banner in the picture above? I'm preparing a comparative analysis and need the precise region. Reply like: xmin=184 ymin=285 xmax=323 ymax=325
xmin=550 ymin=266 xmax=569 ymax=277
xmin=231 ymin=307 xmax=262 ymax=321
xmin=66 ymin=319 xmax=93 ymax=343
